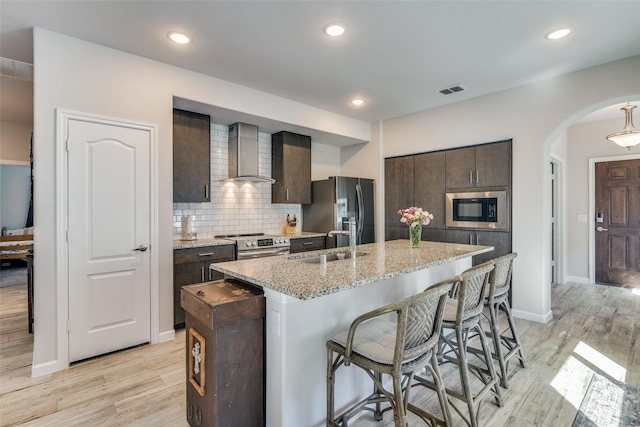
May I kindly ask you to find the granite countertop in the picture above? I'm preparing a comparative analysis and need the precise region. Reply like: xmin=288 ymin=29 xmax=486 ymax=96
xmin=211 ymin=240 xmax=492 ymax=300
xmin=281 ymin=231 xmax=327 ymax=239
xmin=173 ymin=237 xmax=235 ymax=250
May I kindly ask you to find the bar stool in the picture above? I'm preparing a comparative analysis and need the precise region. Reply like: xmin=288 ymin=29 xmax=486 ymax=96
xmin=326 ymin=280 xmax=455 ymax=427
xmin=480 ymin=252 xmax=526 ymax=388
xmin=414 ymin=263 xmax=503 ymax=427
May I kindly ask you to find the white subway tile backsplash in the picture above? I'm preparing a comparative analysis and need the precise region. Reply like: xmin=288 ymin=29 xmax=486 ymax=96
xmin=173 ymin=122 xmax=301 ymax=238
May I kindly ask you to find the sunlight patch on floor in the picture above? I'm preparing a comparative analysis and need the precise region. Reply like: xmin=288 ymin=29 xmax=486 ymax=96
xmin=574 ymin=341 xmax=626 ymax=381
xmin=632 ymin=288 xmax=640 ymax=297
xmin=549 ymin=355 xmax=593 ymax=409
xmin=550 ymin=341 xmax=628 ymax=410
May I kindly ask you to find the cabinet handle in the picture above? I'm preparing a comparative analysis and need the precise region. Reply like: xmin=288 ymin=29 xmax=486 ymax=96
xmin=476 ymin=233 xmax=479 ymax=245
xmin=476 ymin=170 xmax=479 ymax=184
xmin=204 ymin=184 xmax=209 ymax=199
xmin=469 ymin=234 xmax=473 ymax=245
xmin=286 ymin=188 xmax=289 ymax=201
xmin=201 ymin=265 xmax=205 ymax=282
xmin=198 ymin=252 xmax=215 ymax=257
xmin=208 ymin=267 xmax=212 ymax=281
xmin=303 ymin=242 xmax=314 ymax=246
xmin=469 ymin=171 xmax=473 ymax=184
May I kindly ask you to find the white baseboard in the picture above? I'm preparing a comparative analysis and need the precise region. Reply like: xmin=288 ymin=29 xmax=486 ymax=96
xmin=157 ymin=329 xmax=175 ymax=343
xmin=566 ymin=276 xmax=590 ymax=284
xmin=511 ymin=308 xmax=553 ymax=324
xmin=31 ymin=359 xmax=66 ymax=378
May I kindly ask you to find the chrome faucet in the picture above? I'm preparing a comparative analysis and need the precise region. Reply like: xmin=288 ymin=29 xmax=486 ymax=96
xmin=328 ymin=217 xmax=357 ymax=261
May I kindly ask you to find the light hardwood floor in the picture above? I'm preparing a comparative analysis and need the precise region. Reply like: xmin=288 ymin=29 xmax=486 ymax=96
xmin=1 ymin=281 xmax=638 ymax=426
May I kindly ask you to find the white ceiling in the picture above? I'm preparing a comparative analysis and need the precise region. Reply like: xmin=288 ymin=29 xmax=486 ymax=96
xmin=1 ymin=1 xmax=640 ymax=127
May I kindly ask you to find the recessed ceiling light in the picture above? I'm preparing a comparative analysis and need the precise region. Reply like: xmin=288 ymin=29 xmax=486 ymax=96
xmin=168 ymin=32 xmax=191 ymax=44
xmin=351 ymin=99 xmax=364 ymax=106
xmin=324 ymin=23 xmax=346 ymax=37
xmin=545 ymin=27 xmax=572 ymax=40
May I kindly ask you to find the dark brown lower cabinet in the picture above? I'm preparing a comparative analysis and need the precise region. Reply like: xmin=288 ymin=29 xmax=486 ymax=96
xmin=446 ymin=229 xmax=511 ymax=265
xmin=290 ymin=236 xmax=326 ymax=253
xmin=174 ymin=244 xmax=235 ymax=329
xmin=385 ymin=226 xmax=446 ymax=243
xmin=181 ymin=280 xmax=265 ymax=427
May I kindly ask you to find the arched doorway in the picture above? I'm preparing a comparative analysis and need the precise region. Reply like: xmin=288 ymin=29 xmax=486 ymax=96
xmin=545 ymin=97 xmax=640 ymax=290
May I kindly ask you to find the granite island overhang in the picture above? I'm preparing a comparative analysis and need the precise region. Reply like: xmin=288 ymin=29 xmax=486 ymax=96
xmin=210 ymin=240 xmax=493 ymax=427
xmin=211 ymin=239 xmax=493 ymax=300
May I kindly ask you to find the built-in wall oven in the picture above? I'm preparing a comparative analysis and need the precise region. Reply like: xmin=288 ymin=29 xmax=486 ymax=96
xmin=446 ymin=190 xmax=509 ymax=230
xmin=216 ymin=233 xmax=290 ymax=260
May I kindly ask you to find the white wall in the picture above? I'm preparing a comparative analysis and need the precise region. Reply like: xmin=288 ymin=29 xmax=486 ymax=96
xmin=550 ymin=131 xmax=568 ymax=159
xmin=565 ymin=117 xmax=640 ymax=281
xmin=0 ymin=122 xmax=31 ymax=164
xmin=311 ymin=142 xmax=341 ymax=181
xmin=32 ymin=28 xmax=369 ymax=375
xmin=380 ymin=55 xmax=640 ymax=322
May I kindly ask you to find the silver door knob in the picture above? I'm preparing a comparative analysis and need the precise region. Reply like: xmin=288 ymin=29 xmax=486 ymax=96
xmin=596 ymin=227 xmax=608 ymax=232
xmin=133 ymin=244 xmax=148 ymax=252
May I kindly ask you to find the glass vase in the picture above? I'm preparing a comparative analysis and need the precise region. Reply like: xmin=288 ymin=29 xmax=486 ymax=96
xmin=409 ymin=224 xmax=422 ymax=248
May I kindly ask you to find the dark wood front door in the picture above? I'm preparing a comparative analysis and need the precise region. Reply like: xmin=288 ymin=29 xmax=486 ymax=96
xmin=595 ymin=159 xmax=640 ymax=287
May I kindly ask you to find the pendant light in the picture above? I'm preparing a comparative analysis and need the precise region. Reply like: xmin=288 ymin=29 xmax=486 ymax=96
xmin=606 ymin=103 xmax=640 ymax=149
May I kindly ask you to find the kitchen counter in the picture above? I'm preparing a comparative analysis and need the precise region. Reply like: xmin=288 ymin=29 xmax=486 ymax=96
xmin=172 ymin=237 xmax=235 ymax=250
xmin=212 ymin=239 xmax=491 ymax=300
xmin=281 ymin=231 xmax=326 ymax=239
xmin=211 ymin=239 xmax=493 ymax=427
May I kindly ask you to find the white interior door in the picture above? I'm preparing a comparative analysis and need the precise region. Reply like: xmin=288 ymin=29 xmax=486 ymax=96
xmin=67 ymin=118 xmax=151 ymax=362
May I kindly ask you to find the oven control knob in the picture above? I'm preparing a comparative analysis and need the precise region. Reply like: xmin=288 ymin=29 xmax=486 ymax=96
xmin=246 ymin=241 xmax=252 ymax=247
xmin=276 ymin=238 xmax=282 ymax=243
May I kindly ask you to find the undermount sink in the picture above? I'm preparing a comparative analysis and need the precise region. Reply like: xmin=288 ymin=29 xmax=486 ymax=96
xmin=296 ymin=252 xmax=367 ymax=264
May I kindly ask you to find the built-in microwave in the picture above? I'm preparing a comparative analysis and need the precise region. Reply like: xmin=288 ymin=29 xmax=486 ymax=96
xmin=446 ymin=190 xmax=508 ymax=230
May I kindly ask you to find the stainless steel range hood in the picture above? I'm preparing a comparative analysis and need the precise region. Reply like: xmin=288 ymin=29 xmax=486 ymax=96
xmin=227 ymin=123 xmax=275 ymax=184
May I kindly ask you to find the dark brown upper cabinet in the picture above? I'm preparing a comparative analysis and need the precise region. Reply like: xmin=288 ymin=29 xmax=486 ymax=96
xmin=445 ymin=140 xmax=512 ymax=189
xmin=173 ymin=109 xmax=211 ymax=203
xmin=271 ymin=131 xmax=311 ymax=204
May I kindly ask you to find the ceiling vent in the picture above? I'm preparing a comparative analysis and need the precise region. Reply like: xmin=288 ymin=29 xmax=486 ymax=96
xmin=0 ymin=57 xmax=33 ymax=81
xmin=438 ymin=85 xmax=466 ymax=95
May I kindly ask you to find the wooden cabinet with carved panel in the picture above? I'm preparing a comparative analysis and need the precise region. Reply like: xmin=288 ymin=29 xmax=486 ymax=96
xmin=181 ymin=280 xmax=265 ymax=427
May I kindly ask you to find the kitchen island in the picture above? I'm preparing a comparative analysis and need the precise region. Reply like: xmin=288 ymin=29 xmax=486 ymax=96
xmin=211 ymin=240 xmax=492 ymax=427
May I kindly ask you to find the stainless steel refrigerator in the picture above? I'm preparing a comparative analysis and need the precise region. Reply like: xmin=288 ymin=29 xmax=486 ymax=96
xmin=302 ymin=176 xmax=375 ymax=248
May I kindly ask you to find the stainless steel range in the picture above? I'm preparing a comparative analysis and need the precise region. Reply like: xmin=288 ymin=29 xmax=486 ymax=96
xmin=217 ymin=233 xmax=290 ymax=260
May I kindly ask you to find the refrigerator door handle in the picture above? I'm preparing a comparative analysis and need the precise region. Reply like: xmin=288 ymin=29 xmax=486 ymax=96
xmin=356 ymin=183 xmax=364 ymax=244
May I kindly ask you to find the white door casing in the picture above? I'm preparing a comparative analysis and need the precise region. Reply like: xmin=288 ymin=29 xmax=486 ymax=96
xmin=66 ymin=116 xmax=152 ymax=362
